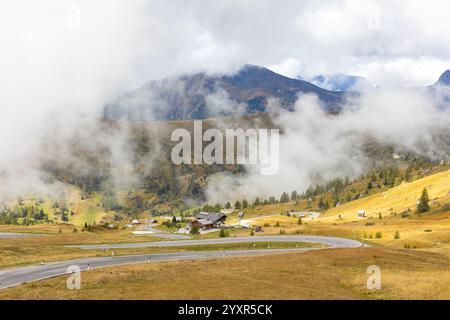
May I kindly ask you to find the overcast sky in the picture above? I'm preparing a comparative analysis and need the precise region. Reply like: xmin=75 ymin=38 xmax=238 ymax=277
xmin=142 ymin=0 xmax=450 ymax=87
xmin=2 ymin=0 xmax=450 ymax=94
xmin=124 ymin=0 xmax=450 ymax=87
xmin=125 ymin=0 xmax=450 ymax=87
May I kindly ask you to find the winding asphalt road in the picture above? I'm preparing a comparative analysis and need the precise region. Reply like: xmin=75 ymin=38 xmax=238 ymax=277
xmin=0 ymin=235 xmax=362 ymax=290
xmin=66 ymin=235 xmax=361 ymax=250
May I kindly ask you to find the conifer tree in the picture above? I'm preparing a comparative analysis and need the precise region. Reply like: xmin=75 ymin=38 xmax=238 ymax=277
xmin=280 ymin=192 xmax=289 ymax=203
xmin=290 ymin=191 xmax=298 ymax=201
xmin=417 ymin=188 xmax=430 ymax=213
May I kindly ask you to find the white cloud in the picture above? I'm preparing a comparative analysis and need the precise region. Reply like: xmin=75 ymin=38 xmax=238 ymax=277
xmin=268 ymin=58 xmax=303 ymax=79
xmin=205 ymin=89 xmax=450 ymax=203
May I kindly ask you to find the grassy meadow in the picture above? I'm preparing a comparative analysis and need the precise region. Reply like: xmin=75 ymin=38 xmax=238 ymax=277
xmin=1 ymin=247 xmax=449 ymax=300
xmin=0 ymin=169 xmax=449 ymax=299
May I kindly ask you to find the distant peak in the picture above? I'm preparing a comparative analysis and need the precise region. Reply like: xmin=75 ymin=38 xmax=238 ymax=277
xmin=242 ymin=63 xmax=263 ymax=70
xmin=310 ymin=73 xmax=373 ymax=92
xmin=437 ymin=70 xmax=450 ymax=85
xmin=239 ymin=64 xmax=271 ymax=73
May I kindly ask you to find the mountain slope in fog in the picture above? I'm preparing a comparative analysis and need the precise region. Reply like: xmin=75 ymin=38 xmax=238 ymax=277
xmin=103 ymin=64 xmax=346 ymax=121
xmin=428 ymin=69 xmax=450 ymax=108
xmin=104 ymin=66 xmax=450 ymax=122
xmin=435 ymin=70 xmax=450 ymax=86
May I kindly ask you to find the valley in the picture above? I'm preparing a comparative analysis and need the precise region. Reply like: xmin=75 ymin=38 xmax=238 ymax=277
xmin=0 ymin=65 xmax=449 ymax=300
xmin=0 ymin=167 xmax=449 ymax=299
xmin=3 ymin=0 xmax=450 ymax=307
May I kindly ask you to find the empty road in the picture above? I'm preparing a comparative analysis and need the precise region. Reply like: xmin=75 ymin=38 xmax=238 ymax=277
xmin=66 ymin=235 xmax=362 ymax=250
xmin=0 ymin=235 xmax=362 ymax=289
xmin=0 ymin=232 xmax=44 ymax=239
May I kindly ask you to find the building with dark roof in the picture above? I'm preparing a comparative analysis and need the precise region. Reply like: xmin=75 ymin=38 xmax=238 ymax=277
xmin=191 ymin=212 xmax=226 ymax=229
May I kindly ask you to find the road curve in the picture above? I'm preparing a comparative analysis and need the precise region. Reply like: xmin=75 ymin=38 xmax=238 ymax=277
xmin=66 ymin=235 xmax=362 ymax=250
xmin=0 ymin=235 xmax=362 ymax=290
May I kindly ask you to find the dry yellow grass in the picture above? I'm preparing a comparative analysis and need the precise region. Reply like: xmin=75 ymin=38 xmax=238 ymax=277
xmin=232 ymin=211 xmax=450 ymax=251
xmin=224 ymin=171 xmax=450 ymax=251
xmin=323 ymin=170 xmax=450 ymax=221
xmin=1 ymin=247 xmax=449 ymax=300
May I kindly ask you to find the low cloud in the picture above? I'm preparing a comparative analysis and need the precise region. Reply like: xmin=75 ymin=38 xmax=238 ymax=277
xmin=205 ymin=87 xmax=450 ymax=204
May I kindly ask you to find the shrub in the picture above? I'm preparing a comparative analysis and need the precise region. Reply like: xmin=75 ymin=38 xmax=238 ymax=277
xmin=394 ymin=231 xmax=400 ymax=239
xmin=73 ymin=228 xmax=78 ymax=233
xmin=274 ymin=221 xmax=280 ymax=227
xmin=263 ymin=223 xmax=270 ymax=227
xmin=219 ymin=227 xmax=229 ymax=238
xmin=189 ymin=225 xmax=199 ymax=235
xmin=375 ymin=231 xmax=382 ymax=239
xmin=400 ymin=212 xmax=410 ymax=218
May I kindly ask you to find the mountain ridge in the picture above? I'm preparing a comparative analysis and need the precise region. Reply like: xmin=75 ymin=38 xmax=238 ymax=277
xmin=103 ymin=64 xmax=347 ymax=121
xmin=103 ymin=65 xmax=450 ymax=122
